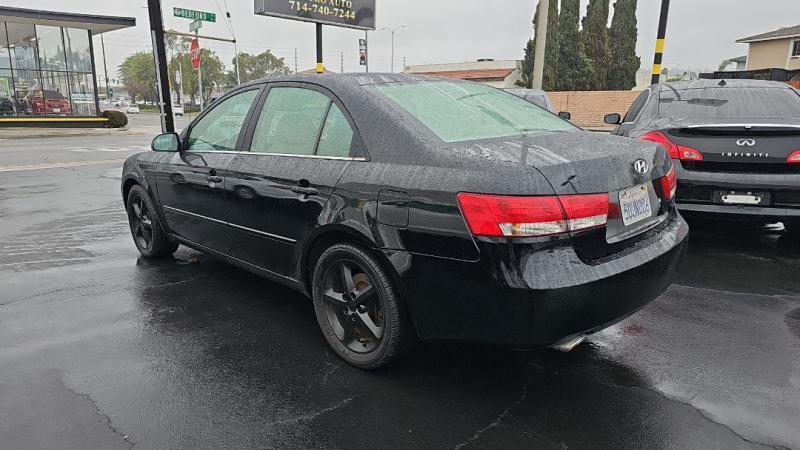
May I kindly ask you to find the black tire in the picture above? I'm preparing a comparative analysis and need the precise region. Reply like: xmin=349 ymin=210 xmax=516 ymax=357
xmin=126 ymin=185 xmax=179 ymax=258
xmin=785 ymin=220 xmax=800 ymax=236
xmin=312 ymin=243 xmax=413 ymax=369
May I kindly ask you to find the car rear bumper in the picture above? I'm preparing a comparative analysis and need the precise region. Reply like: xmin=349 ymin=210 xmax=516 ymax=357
xmin=386 ymin=213 xmax=689 ymax=346
xmin=676 ymin=165 xmax=800 ymax=219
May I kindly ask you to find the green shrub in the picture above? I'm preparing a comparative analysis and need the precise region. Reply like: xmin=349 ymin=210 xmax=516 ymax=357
xmin=102 ymin=110 xmax=128 ymax=128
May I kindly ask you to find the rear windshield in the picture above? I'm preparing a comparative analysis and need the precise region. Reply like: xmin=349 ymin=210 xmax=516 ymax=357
xmin=658 ymin=87 xmax=800 ymax=120
xmin=375 ymin=81 xmax=574 ymax=143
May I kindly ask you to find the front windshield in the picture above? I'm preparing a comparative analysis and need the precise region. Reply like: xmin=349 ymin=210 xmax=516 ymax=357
xmin=658 ymin=86 xmax=800 ymax=121
xmin=376 ymin=81 xmax=575 ymax=143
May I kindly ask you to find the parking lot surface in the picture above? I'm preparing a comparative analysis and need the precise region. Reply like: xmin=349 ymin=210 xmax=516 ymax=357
xmin=0 ymin=128 xmax=798 ymax=449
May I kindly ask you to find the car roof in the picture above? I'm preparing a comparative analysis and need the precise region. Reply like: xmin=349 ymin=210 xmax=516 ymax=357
xmin=653 ymin=79 xmax=793 ymax=91
xmin=237 ymin=73 xmax=474 ymax=93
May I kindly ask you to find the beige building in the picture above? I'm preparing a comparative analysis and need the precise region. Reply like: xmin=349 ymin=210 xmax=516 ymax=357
xmin=404 ymin=60 xmax=524 ymax=88
xmin=737 ymin=24 xmax=800 ymax=70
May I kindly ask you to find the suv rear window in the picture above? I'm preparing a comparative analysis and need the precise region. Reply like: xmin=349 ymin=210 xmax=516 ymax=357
xmin=658 ymin=86 xmax=800 ymax=120
xmin=376 ymin=81 xmax=574 ymax=143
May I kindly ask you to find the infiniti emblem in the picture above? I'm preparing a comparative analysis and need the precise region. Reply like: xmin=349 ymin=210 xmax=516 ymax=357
xmin=633 ymin=159 xmax=649 ymax=175
xmin=736 ymin=139 xmax=756 ymax=147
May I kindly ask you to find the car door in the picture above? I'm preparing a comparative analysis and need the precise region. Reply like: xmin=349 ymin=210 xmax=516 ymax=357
xmin=225 ymin=83 xmax=361 ymax=276
xmin=155 ymin=87 xmax=261 ymax=254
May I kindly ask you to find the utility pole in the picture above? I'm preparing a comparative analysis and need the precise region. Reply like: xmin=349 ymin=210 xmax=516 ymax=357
xmin=234 ymin=40 xmax=241 ymax=85
xmin=100 ymin=34 xmax=110 ymax=100
xmin=531 ymin=0 xmax=549 ymax=90
xmin=402 ymin=56 xmax=406 ymax=72
xmin=341 ymin=52 xmax=344 ymax=73
xmin=651 ymin=0 xmax=671 ymax=84
xmin=196 ymin=30 xmax=204 ymax=112
xmin=146 ymin=0 xmax=174 ymax=133
xmin=294 ymin=48 xmax=298 ymax=73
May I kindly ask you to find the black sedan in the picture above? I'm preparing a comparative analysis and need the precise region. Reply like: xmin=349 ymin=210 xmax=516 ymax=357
xmin=605 ymin=79 xmax=800 ymax=231
xmin=122 ymin=74 xmax=688 ymax=369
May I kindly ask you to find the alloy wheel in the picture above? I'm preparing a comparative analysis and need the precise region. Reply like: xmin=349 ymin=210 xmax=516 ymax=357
xmin=128 ymin=194 xmax=154 ymax=251
xmin=321 ymin=259 xmax=385 ymax=353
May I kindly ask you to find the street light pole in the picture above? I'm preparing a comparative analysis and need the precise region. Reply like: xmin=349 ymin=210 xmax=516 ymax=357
xmin=100 ymin=34 xmax=110 ymax=100
xmin=381 ymin=25 xmax=406 ymax=73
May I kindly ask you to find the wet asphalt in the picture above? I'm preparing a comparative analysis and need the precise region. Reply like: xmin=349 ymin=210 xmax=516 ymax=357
xmin=1 ymin=126 xmax=799 ymax=449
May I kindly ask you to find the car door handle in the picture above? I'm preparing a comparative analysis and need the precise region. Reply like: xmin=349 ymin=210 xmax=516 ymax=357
xmin=207 ymin=176 xmax=223 ymax=183
xmin=291 ymin=186 xmax=319 ymax=195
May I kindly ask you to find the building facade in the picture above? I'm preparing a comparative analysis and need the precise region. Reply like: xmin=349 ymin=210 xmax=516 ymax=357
xmin=404 ymin=60 xmax=524 ymax=88
xmin=737 ymin=25 xmax=800 ymax=71
xmin=0 ymin=7 xmax=134 ymax=126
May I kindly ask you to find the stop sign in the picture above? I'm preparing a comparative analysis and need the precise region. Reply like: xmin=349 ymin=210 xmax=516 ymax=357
xmin=190 ymin=39 xmax=201 ymax=70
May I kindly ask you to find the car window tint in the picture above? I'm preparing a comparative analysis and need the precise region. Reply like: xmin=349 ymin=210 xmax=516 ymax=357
xmin=316 ymin=104 xmax=354 ymax=158
xmin=623 ymin=90 xmax=649 ymax=123
xmin=186 ymin=89 xmax=258 ymax=151
xmin=251 ymin=87 xmax=330 ymax=155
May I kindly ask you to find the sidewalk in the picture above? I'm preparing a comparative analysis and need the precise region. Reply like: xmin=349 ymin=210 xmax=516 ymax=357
xmin=0 ymin=126 xmax=160 ymax=140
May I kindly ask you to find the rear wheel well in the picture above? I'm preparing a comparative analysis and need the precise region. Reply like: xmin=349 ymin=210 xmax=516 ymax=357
xmin=122 ymin=178 xmax=140 ymax=204
xmin=303 ymin=230 xmax=375 ymax=292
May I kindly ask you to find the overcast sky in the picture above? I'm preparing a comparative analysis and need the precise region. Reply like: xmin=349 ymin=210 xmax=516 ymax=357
xmin=8 ymin=0 xmax=800 ymax=79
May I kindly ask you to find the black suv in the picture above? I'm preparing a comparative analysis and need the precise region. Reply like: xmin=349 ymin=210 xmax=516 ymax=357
xmin=605 ymin=79 xmax=800 ymax=231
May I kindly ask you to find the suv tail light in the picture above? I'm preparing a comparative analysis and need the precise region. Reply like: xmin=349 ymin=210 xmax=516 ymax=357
xmin=457 ymin=193 xmax=609 ymax=238
xmin=659 ymin=165 xmax=677 ymax=200
xmin=788 ymin=150 xmax=800 ymax=164
xmin=640 ymin=130 xmax=703 ymax=161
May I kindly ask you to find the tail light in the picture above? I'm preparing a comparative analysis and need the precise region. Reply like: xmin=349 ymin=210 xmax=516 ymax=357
xmin=640 ymin=130 xmax=703 ymax=161
xmin=659 ymin=165 xmax=677 ymax=200
xmin=457 ymin=193 xmax=609 ymax=238
xmin=788 ymin=151 xmax=800 ymax=164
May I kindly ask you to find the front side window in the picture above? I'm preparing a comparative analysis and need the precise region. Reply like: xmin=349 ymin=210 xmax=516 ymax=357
xmin=250 ymin=87 xmax=330 ymax=156
xmin=186 ymin=89 xmax=258 ymax=151
xmin=623 ymin=90 xmax=650 ymax=123
xmin=375 ymin=81 xmax=575 ymax=143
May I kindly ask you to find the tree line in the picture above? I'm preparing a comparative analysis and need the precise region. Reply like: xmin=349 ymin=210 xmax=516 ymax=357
xmin=117 ymin=34 xmax=291 ymax=104
xmin=519 ymin=0 xmax=641 ymax=92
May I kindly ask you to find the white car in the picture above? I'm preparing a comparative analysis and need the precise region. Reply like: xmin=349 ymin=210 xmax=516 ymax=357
xmin=122 ymin=102 xmax=139 ymax=114
xmin=173 ymin=103 xmax=184 ymax=116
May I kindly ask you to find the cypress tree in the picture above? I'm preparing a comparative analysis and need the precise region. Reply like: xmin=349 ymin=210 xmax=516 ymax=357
xmin=581 ymin=0 xmax=612 ymax=90
xmin=556 ymin=0 xmax=594 ymax=91
xmin=607 ymin=0 xmax=641 ymax=90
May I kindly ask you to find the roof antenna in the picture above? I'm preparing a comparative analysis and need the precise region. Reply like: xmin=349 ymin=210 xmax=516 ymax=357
xmin=718 ymin=79 xmax=727 ymax=87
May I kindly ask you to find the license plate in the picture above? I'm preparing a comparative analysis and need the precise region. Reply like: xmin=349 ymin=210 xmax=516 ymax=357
xmin=721 ymin=193 xmax=762 ymax=205
xmin=619 ymin=184 xmax=652 ymax=226
xmin=52 ymin=108 xmax=60 ymax=113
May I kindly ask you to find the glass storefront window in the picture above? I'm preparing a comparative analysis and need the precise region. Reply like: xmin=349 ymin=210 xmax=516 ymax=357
xmin=36 ymin=26 xmax=67 ymax=71
xmin=0 ymin=23 xmax=11 ymax=70
xmin=6 ymin=23 xmax=39 ymax=71
xmin=63 ymin=28 xmax=92 ymax=73
xmin=69 ymin=72 xmax=95 ymax=116
xmin=0 ymin=21 xmax=98 ymax=117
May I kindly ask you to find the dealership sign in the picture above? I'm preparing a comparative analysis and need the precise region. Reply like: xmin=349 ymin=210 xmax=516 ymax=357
xmin=254 ymin=0 xmax=376 ymax=30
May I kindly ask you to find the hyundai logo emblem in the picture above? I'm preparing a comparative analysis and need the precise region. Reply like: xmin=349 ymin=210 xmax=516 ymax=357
xmin=633 ymin=159 xmax=649 ymax=175
xmin=736 ymin=139 xmax=756 ymax=147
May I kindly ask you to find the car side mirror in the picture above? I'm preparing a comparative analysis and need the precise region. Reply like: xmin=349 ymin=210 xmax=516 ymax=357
xmin=152 ymin=133 xmax=180 ymax=152
xmin=604 ymin=113 xmax=622 ymax=125
xmin=557 ymin=111 xmax=571 ymax=121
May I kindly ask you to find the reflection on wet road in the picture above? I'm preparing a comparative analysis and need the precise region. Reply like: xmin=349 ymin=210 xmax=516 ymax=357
xmin=0 ymin=160 xmax=798 ymax=449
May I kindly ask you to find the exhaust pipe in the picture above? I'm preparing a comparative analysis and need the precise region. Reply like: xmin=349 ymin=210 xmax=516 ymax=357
xmin=550 ymin=334 xmax=586 ymax=353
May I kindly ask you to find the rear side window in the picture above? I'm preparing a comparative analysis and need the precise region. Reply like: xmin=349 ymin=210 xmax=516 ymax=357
xmin=316 ymin=104 xmax=355 ymax=158
xmin=376 ymin=81 xmax=574 ymax=143
xmin=623 ymin=90 xmax=649 ymax=123
xmin=251 ymin=87 xmax=329 ymax=156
